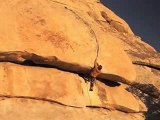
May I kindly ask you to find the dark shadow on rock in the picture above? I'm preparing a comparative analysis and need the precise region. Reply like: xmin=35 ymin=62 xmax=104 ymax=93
xmin=21 ymin=59 xmax=80 ymax=75
xmin=79 ymin=74 xmax=120 ymax=87
xmin=127 ymin=87 xmax=160 ymax=120
xmin=22 ymin=60 xmax=37 ymax=66
xmin=98 ymin=78 xmax=121 ymax=87
xmin=22 ymin=59 xmax=57 ymax=68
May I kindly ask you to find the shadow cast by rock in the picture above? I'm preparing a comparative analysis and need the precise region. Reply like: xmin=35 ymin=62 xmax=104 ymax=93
xmin=127 ymin=87 xmax=160 ymax=120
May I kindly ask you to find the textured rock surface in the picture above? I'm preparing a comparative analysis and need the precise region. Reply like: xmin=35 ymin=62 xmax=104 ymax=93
xmin=116 ymin=33 xmax=160 ymax=70
xmin=127 ymin=65 xmax=160 ymax=120
xmin=0 ymin=98 xmax=144 ymax=120
xmin=134 ymin=65 xmax=160 ymax=90
xmin=0 ymin=0 xmax=97 ymax=68
xmin=0 ymin=0 xmax=159 ymax=120
xmin=0 ymin=0 xmax=136 ymax=82
xmin=0 ymin=62 xmax=146 ymax=112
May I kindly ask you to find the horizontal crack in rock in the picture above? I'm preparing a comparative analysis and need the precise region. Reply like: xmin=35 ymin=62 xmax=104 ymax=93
xmin=0 ymin=51 xmax=90 ymax=74
xmin=133 ymin=61 xmax=160 ymax=70
xmin=0 ymin=51 xmax=160 ymax=98
xmin=0 ymin=95 xmax=144 ymax=113
xmin=0 ymin=95 xmax=82 ymax=108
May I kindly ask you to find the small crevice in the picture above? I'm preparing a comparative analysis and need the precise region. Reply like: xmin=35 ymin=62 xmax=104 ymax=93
xmin=0 ymin=95 xmax=82 ymax=108
xmin=48 ymin=0 xmax=68 ymax=6
xmin=47 ymin=0 xmax=80 ymax=10
xmin=133 ymin=61 xmax=160 ymax=71
xmin=22 ymin=59 xmax=37 ymax=66
xmin=98 ymin=78 xmax=121 ymax=87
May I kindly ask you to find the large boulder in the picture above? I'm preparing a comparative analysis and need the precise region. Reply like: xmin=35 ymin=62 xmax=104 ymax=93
xmin=0 ymin=62 xmax=146 ymax=112
xmin=0 ymin=98 xmax=144 ymax=120
xmin=0 ymin=0 xmax=97 ymax=67
xmin=0 ymin=0 xmax=158 ymax=119
xmin=0 ymin=0 xmax=136 ymax=83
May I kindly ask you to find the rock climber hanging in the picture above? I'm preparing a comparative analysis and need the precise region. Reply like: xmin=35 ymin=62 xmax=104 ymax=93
xmin=89 ymin=62 xmax=102 ymax=91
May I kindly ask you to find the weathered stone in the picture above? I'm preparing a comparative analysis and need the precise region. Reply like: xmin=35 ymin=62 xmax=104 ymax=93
xmin=134 ymin=65 xmax=160 ymax=92
xmin=0 ymin=0 xmax=159 ymax=119
xmin=0 ymin=62 xmax=146 ymax=112
xmin=0 ymin=98 xmax=145 ymax=120
xmin=0 ymin=0 xmax=137 ymax=83
xmin=0 ymin=62 xmax=86 ymax=107
xmin=101 ymin=11 xmax=131 ymax=33
xmin=96 ymin=81 xmax=147 ymax=112
xmin=0 ymin=0 xmax=97 ymax=68
xmin=115 ymin=33 xmax=160 ymax=70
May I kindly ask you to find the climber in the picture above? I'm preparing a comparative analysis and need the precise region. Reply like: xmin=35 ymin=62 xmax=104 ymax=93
xmin=89 ymin=62 xmax=102 ymax=91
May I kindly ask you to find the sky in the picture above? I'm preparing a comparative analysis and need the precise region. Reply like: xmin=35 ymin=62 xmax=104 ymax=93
xmin=101 ymin=0 xmax=160 ymax=52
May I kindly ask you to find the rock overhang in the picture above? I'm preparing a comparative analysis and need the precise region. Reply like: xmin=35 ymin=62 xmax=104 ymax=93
xmin=1 ymin=0 xmax=160 ymax=119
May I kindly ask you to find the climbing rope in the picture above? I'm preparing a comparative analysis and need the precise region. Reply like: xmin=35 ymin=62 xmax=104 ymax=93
xmin=90 ymin=27 xmax=99 ymax=65
xmin=65 ymin=8 xmax=100 ymax=105
xmin=86 ymin=81 xmax=92 ymax=106
xmin=67 ymin=8 xmax=100 ymax=66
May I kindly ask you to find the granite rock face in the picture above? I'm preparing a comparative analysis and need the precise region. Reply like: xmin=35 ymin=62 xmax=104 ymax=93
xmin=0 ymin=0 xmax=136 ymax=82
xmin=0 ymin=98 xmax=145 ymax=120
xmin=0 ymin=62 xmax=146 ymax=112
xmin=0 ymin=0 xmax=159 ymax=120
